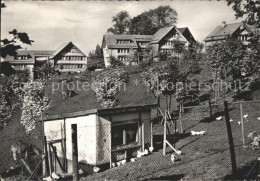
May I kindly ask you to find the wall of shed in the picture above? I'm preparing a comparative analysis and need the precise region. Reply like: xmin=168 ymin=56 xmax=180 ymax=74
xmin=65 ymin=114 xmax=97 ymax=165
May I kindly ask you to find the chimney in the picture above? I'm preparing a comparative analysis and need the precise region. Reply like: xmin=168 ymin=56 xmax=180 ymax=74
xmin=222 ymin=21 xmax=227 ymax=28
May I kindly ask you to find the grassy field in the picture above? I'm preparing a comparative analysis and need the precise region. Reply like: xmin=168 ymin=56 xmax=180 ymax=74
xmin=81 ymin=101 xmax=260 ymax=180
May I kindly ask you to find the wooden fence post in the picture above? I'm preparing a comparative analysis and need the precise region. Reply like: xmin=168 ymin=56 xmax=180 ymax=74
xmin=71 ymin=124 xmax=79 ymax=181
xmin=224 ymin=101 xmax=237 ymax=176
xmin=44 ymin=136 xmax=50 ymax=177
xmin=163 ymin=113 xmax=167 ymax=156
xmin=209 ymin=96 xmax=213 ymax=120
xmin=240 ymin=102 xmax=245 ymax=148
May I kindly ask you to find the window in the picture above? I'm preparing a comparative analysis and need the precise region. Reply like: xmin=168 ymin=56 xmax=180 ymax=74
xmin=239 ymin=35 xmax=248 ymax=41
xmin=164 ymin=41 xmax=173 ymax=46
xmin=118 ymin=56 xmax=128 ymax=61
xmin=118 ymin=49 xmax=129 ymax=53
xmin=117 ymin=40 xmax=131 ymax=44
xmin=112 ymin=122 xmax=139 ymax=147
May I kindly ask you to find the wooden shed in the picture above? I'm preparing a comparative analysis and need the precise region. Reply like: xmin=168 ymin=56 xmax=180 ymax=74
xmin=43 ymin=104 xmax=156 ymax=174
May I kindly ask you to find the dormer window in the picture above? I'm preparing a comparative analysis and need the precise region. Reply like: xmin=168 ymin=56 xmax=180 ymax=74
xmin=117 ymin=40 xmax=131 ymax=44
xmin=16 ymin=55 xmax=28 ymax=60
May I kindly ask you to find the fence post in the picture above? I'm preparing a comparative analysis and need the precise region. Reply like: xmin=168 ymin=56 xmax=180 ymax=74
xmin=224 ymin=101 xmax=237 ymax=176
xmin=71 ymin=124 xmax=79 ymax=181
xmin=163 ymin=112 xmax=167 ymax=156
xmin=209 ymin=96 xmax=213 ymax=120
xmin=240 ymin=102 xmax=245 ymax=148
xmin=44 ymin=136 xmax=50 ymax=177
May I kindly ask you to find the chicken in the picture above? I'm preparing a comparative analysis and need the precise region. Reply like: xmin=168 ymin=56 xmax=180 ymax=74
xmin=238 ymin=121 xmax=241 ymax=126
xmin=121 ymin=160 xmax=126 ymax=165
xmin=243 ymin=114 xmax=248 ymax=119
xmin=144 ymin=149 xmax=149 ymax=155
xmin=191 ymin=130 xmax=206 ymax=136
xmin=257 ymin=117 xmax=260 ymax=121
xmin=93 ymin=166 xmax=100 ymax=173
xmin=112 ymin=162 xmax=116 ymax=168
xmin=230 ymin=119 xmax=233 ymax=122
xmin=149 ymin=146 xmax=154 ymax=153
xmin=137 ymin=151 xmax=142 ymax=158
xmin=171 ymin=154 xmax=176 ymax=162
xmin=43 ymin=176 xmax=54 ymax=181
xmin=51 ymin=172 xmax=60 ymax=180
xmin=176 ymin=150 xmax=182 ymax=155
xmin=130 ymin=158 xmax=136 ymax=162
xmin=216 ymin=116 xmax=222 ymax=121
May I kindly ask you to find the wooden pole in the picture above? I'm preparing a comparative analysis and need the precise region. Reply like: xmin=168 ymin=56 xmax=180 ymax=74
xmin=163 ymin=112 xmax=167 ymax=156
xmin=48 ymin=144 xmax=53 ymax=174
xmin=71 ymin=124 xmax=79 ymax=181
xmin=109 ymin=115 xmax=112 ymax=169
xmin=209 ymin=96 xmax=213 ymax=120
xmin=44 ymin=136 xmax=50 ymax=177
xmin=19 ymin=141 xmax=23 ymax=176
xmin=224 ymin=101 xmax=237 ymax=175
xmin=150 ymin=119 xmax=153 ymax=148
xmin=240 ymin=102 xmax=245 ymax=148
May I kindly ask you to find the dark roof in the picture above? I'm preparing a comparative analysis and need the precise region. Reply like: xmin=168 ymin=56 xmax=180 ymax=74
xmin=204 ymin=22 xmax=259 ymax=42
xmin=151 ymin=26 xmax=173 ymax=43
xmin=103 ymin=26 xmax=195 ymax=48
xmin=50 ymin=42 xmax=87 ymax=59
xmin=43 ymin=73 xmax=157 ymax=119
xmin=103 ymin=34 xmax=153 ymax=49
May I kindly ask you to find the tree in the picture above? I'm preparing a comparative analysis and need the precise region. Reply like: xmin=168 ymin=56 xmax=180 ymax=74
xmin=128 ymin=48 xmax=139 ymax=65
xmin=107 ymin=11 xmax=131 ymax=34
xmin=172 ymin=40 xmax=185 ymax=65
xmin=0 ymin=27 xmax=34 ymax=127
xmin=92 ymin=68 xmax=129 ymax=108
xmin=130 ymin=6 xmax=178 ymax=35
xmin=227 ymin=0 xmax=260 ymax=27
xmin=34 ymin=61 xmax=55 ymax=80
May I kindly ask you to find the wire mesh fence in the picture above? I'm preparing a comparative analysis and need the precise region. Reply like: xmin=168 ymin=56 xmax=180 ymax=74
xmin=0 ymin=101 xmax=259 ymax=180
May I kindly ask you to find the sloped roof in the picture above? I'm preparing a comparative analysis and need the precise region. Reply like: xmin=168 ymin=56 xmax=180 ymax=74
xmin=50 ymin=42 xmax=86 ymax=59
xmin=43 ymin=73 xmax=157 ymax=118
xmin=204 ymin=22 xmax=245 ymax=42
xmin=2 ymin=50 xmax=53 ymax=64
xmin=152 ymin=26 xmax=175 ymax=43
xmin=150 ymin=26 xmax=194 ymax=44
xmin=103 ymin=34 xmax=153 ymax=49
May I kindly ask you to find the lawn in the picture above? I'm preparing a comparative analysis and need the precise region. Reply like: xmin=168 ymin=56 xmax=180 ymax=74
xmin=80 ymin=101 xmax=260 ymax=180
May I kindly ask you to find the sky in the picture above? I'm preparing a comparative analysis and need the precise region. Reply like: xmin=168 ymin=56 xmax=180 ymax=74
xmin=1 ymin=1 xmax=243 ymax=55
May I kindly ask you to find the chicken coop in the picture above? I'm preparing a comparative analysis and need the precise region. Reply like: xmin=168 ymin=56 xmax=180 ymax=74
xmin=43 ymin=104 xmax=156 ymax=174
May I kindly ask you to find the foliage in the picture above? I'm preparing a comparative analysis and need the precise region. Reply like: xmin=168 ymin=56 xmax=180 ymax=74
xmin=128 ymin=48 xmax=139 ymax=65
xmin=110 ymin=56 xmax=124 ymax=68
xmin=107 ymin=11 xmax=131 ymax=34
xmin=14 ymin=69 xmax=30 ymax=82
xmin=1 ymin=29 xmax=34 ymax=59
xmin=0 ymin=76 xmax=17 ymax=129
xmin=19 ymin=81 xmax=51 ymax=133
xmin=0 ymin=26 xmax=34 ymax=129
xmin=130 ymin=6 xmax=178 ymax=35
xmin=91 ymin=68 xmax=129 ymax=108
xmin=227 ymin=0 xmax=260 ymax=27
xmin=158 ymin=52 xmax=168 ymax=62
xmin=34 ymin=61 xmax=55 ymax=80
xmin=88 ymin=44 xmax=105 ymax=70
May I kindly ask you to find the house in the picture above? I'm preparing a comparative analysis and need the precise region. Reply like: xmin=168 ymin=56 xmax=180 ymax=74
xmin=102 ymin=26 xmax=196 ymax=67
xmin=204 ymin=21 xmax=259 ymax=48
xmin=42 ymin=74 xmax=157 ymax=174
xmin=1 ymin=42 xmax=87 ymax=79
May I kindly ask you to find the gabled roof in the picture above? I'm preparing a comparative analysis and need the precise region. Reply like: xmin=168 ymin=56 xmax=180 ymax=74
xmin=150 ymin=26 xmax=195 ymax=44
xmin=203 ymin=22 xmax=259 ymax=42
xmin=102 ymin=34 xmax=153 ymax=49
xmin=50 ymin=42 xmax=86 ymax=59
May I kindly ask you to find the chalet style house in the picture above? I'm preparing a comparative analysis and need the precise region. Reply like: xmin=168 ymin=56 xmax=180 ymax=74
xmin=1 ymin=42 xmax=87 ymax=79
xmin=102 ymin=26 xmax=196 ymax=67
xmin=204 ymin=21 xmax=259 ymax=48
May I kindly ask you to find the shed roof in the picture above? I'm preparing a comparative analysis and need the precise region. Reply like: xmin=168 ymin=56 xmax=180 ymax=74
xmin=43 ymin=73 xmax=157 ymax=121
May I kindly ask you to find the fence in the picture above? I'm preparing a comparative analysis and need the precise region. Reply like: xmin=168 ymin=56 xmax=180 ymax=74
xmin=0 ymin=101 xmax=259 ymax=180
